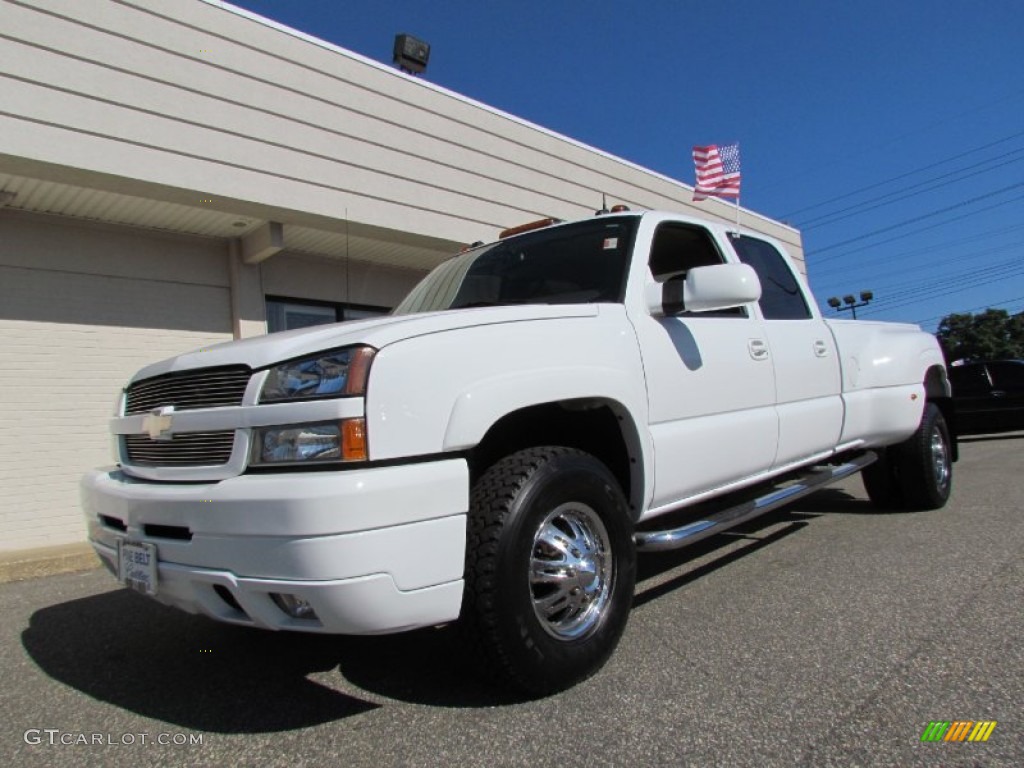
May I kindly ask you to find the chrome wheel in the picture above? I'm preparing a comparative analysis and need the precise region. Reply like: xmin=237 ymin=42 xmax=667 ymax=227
xmin=463 ymin=447 xmax=635 ymax=693
xmin=930 ymin=425 xmax=951 ymax=491
xmin=529 ymin=502 xmax=613 ymax=640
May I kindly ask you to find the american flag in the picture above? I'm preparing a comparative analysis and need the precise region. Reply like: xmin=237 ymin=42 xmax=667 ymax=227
xmin=692 ymin=143 xmax=741 ymax=201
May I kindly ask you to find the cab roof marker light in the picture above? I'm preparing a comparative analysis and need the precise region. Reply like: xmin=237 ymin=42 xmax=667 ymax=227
xmin=499 ymin=217 xmax=563 ymax=239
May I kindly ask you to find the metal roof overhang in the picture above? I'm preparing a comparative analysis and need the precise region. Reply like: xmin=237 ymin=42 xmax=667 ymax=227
xmin=0 ymin=156 xmax=458 ymax=273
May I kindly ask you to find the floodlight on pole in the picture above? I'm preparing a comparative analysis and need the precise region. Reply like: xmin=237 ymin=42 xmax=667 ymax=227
xmin=826 ymin=290 xmax=874 ymax=320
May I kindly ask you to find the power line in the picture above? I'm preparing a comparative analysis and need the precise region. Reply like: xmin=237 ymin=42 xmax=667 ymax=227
xmin=810 ymin=191 xmax=1024 ymax=265
xmin=800 ymin=149 xmax=1024 ymax=230
xmin=874 ymin=264 xmax=1024 ymax=307
xmin=864 ymin=265 xmax=1024 ymax=310
xmin=855 ymin=244 xmax=1024 ymax=286
xmin=815 ymin=242 xmax=1023 ymax=290
xmin=868 ymin=259 xmax=1024 ymax=304
xmin=768 ymin=89 xmax=1024 ymax=199
xmin=810 ymin=222 xmax=1024 ymax=279
xmin=858 ymin=267 xmax=1024 ymax=316
xmin=812 ymin=183 xmax=1024 ymax=256
xmin=780 ymin=130 xmax=1024 ymax=219
xmin=913 ymin=296 xmax=1024 ymax=326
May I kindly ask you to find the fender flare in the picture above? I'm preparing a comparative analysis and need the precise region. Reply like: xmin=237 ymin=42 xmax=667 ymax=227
xmin=442 ymin=367 xmax=653 ymax=517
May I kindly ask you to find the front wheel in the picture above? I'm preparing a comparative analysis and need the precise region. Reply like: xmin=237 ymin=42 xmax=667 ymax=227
xmin=461 ymin=447 xmax=636 ymax=695
xmin=863 ymin=402 xmax=952 ymax=511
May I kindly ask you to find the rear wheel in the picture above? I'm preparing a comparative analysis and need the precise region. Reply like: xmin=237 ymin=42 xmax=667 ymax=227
xmin=461 ymin=446 xmax=635 ymax=695
xmin=863 ymin=402 xmax=952 ymax=510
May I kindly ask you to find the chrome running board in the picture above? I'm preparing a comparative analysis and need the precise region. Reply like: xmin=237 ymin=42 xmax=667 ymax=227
xmin=634 ymin=452 xmax=877 ymax=553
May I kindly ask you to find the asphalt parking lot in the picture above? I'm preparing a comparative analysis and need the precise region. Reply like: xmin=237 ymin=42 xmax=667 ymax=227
xmin=2 ymin=435 xmax=1021 ymax=767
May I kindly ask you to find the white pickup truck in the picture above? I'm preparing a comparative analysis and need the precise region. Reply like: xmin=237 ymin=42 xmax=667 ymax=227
xmin=81 ymin=209 xmax=955 ymax=694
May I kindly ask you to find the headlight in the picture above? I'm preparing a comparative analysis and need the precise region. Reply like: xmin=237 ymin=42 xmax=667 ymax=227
xmin=260 ymin=346 xmax=375 ymax=403
xmin=252 ymin=419 xmax=367 ymax=465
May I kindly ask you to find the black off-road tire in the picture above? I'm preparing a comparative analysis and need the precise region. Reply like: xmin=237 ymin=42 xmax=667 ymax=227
xmin=863 ymin=402 xmax=952 ymax=511
xmin=461 ymin=446 xmax=636 ymax=695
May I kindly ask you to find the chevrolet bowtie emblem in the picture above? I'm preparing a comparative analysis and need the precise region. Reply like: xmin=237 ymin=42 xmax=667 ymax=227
xmin=141 ymin=406 xmax=175 ymax=441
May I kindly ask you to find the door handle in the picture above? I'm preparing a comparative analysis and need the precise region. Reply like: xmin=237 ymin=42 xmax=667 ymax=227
xmin=748 ymin=339 xmax=769 ymax=360
xmin=813 ymin=340 xmax=829 ymax=357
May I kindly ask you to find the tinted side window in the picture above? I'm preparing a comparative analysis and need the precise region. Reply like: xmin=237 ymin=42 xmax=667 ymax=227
xmin=730 ymin=236 xmax=811 ymax=320
xmin=988 ymin=362 xmax=1024 ymax=389
xmin=950 ymin=364 xmax=992 ymax=395
xmin=648 ymin=223 xmax=723 ymax=280
xmin=648 ymin=223 xmax=744 ymax=317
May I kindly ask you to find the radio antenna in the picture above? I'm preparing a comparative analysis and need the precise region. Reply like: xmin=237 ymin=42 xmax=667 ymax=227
xmin=345 ymin=207 xmax=350 ymax=307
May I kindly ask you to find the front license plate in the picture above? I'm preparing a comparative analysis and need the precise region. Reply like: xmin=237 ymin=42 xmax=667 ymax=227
xmin=117 ymin=539 xmax=158 ymax=596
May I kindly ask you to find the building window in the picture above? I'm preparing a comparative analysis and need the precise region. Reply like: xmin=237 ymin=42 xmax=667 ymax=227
xmin=265 ymin=297 xmax=388 ymax=333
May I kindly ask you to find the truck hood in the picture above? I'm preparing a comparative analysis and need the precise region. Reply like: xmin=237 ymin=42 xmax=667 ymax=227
xmin=131 ymin=304 xmax=599 ymax=381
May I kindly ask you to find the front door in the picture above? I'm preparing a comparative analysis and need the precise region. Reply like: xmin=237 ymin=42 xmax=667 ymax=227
xmin=634 ymin=222 xmax=778 ymax=511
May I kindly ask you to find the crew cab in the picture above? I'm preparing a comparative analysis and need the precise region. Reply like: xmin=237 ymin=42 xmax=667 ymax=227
xmin=81 ymin=209 xmax=955 ymax=694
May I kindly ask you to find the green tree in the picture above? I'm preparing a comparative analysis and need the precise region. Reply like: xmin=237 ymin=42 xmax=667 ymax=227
xmin=936 ymin=308 xmax=1024 ymax=362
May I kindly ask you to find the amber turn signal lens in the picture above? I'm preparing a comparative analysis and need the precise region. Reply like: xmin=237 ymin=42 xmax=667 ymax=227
xmin=342 ymin=418 xmax=368 ymax=461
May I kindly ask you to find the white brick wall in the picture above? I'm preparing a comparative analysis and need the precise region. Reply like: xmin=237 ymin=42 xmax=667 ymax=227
xmin=0 ymin=216 xmax=233 ymax=551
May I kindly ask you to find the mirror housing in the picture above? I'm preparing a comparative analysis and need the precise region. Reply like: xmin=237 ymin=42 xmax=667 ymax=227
xmin=646 ymin=263 xmax=761 ymax=316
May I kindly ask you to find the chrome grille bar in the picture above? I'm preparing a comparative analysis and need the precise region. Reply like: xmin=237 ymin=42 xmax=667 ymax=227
xmin=125 ymin=367 xmax=251 ymax=414
xmin=124 ymin=432 xmax=235 ymax=466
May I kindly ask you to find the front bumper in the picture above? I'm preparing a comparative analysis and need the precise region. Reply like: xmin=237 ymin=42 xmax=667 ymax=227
xmin=81 ymin=459 xmax=469 ymax=634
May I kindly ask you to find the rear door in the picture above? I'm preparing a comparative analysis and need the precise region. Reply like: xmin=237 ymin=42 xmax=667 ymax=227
xmin=729 ymin=236 xmax=844 ymax=467
xmin=950 ymin=363 xmax=995 ymax=434
xmin=986 ymin=361 xmax=1024 ymax=432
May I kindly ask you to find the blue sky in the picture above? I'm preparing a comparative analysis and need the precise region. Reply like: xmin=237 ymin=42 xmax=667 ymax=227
xmin=226 ymin=0 xmax=1023 ymax=331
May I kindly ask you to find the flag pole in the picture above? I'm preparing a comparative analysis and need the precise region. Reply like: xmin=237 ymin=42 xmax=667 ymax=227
xmin=733 ymin=140 xmax=741 ymax=231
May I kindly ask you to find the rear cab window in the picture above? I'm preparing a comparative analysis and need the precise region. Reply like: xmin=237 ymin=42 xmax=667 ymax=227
xmin=729 ymin=236 xmax=811 ymax=320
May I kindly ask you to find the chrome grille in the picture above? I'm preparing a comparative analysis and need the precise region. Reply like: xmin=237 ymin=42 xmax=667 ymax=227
xmin=124 ymin=431 xmax=236 ymax=466
xmin=125 ymin=367 xmax=251 ymax=415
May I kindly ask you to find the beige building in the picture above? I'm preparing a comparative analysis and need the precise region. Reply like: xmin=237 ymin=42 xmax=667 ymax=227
xmin=0 ymin=0 xmax=803 ymax=555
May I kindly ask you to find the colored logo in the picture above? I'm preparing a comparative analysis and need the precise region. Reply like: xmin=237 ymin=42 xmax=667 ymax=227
xmin=920 ymin=721 xmax=997 ymax=742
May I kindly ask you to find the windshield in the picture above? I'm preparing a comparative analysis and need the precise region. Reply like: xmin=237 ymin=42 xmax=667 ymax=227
xmin=393 ymin=216 xmax=638 ymax=315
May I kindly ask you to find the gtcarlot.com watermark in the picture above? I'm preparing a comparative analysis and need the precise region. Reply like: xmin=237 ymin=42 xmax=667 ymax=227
xmin=24 ymin=729 xmax=203 ymax=747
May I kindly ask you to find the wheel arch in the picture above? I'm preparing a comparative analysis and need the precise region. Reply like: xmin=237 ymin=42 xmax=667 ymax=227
xmin=456 ymin=398 xmax=648 ymax=521
xmin=924 ymin=363 xmax=958 ymax=461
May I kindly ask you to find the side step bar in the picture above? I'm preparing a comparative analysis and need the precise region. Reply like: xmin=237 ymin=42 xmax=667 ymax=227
xmin=634 ymin=452 xmax=877 ymax=553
